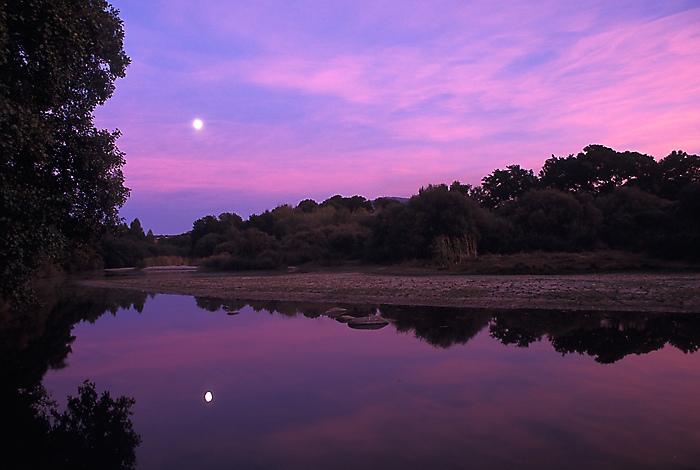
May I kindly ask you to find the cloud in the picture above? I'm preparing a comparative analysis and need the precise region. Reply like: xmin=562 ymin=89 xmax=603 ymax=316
xmin=101 ymin=0 xmax=700 ymax=231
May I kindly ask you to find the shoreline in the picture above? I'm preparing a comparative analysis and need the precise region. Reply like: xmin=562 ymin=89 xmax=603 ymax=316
xmin=81 ymin=269 xmax=700 ymax=313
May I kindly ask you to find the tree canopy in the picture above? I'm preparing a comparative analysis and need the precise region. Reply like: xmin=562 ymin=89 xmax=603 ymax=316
xmin=1 ymin=0 xmax=130 ymax=305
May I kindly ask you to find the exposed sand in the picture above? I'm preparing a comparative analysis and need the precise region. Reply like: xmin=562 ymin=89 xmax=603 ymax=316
xmin=83 ymin=268 xmax=700 ymax=312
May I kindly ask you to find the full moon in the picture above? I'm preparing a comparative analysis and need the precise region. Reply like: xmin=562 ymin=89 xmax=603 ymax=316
xmin=204 ymin=391 xmax=213 ymax=403
xmin=193 ymin=119 xmax=203 ymax=130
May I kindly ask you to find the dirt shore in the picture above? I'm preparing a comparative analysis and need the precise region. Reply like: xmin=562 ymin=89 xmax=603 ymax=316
xmin=82 ymin=267 xmax=700 ymax=312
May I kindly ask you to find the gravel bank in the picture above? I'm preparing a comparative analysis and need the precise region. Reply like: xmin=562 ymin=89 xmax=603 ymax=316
xmin=83 ymin=270 xmax=700 ymax=312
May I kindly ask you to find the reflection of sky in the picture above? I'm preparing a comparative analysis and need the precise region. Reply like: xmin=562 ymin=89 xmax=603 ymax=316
xmin=44 ymin=294 xmax=700 ymax=469
xmin=95 ymin=1 xmax=700 ymax=233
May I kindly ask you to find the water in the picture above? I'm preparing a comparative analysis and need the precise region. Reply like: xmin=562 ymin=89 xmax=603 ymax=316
xmin=4 ymin=285 xmax=700 ymax=469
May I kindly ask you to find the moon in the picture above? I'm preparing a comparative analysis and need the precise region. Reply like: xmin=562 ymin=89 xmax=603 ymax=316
xmin=193 ymin=119 xmax=203 ymax=130
xmin=204 ymin=391 xmax=213 ymax=403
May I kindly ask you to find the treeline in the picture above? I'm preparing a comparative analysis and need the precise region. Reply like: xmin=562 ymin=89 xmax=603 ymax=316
xmin=102 ymin=145 xmax=700 ymax=269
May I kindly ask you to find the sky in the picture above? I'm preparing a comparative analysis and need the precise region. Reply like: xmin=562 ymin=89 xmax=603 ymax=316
xmin=94 ymin=0 xmax=700 ymax=234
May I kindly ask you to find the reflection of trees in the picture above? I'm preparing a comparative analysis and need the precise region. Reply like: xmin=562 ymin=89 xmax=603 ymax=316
xmin=50 ymin=380 xmax=140 ymax=469
xmin=379 ymin=305 xmax=493 ymax=348
xmin=488 ymin=310 xmax=590 ymax=349
xmin=193 ymin=296 xmax=700 ymax=363
xmin=194 ymin=296 xmax=374 ymax=319
xmin=194 ymin=297 xmax=494 ymax=348
xmin=490 ymin=310 xmax=700 ymax=364
xmin=2 ymin=381 xmax=140 ymax=470
xmin=0 ymin=283 xmax=145 ymax=469
xmin=1 ymin=284 xmax=150 ymax=388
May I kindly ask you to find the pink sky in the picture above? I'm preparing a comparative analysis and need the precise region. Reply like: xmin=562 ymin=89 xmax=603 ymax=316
xmin=96 ymin=0 xmax=700 ymax=233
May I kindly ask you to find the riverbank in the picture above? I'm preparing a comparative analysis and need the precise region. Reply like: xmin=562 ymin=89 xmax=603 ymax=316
xmin=82 ymin=266 xmax=700 ymax=312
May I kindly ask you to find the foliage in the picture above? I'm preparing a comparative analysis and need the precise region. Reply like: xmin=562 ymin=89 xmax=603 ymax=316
xmin=1 ymin=285 xmax=146 ymax=468
xmin=50 ymin=380 xmax=141 ymax=470
xmin=477 ymin=164 xmax=538 ymax=208
xmin=1 ymin=0 xmax=130 ymax=305
xmin=498 ymin=189 xmax=602 ymax=252
xmin=100 ymin=218 xmax=188 ymax=268
xmin=595 ymin=187 xmax=673 ymax=252
xmin=540 ymin=145 xmax=658 ymax=194
xmin=102 ymin=145 xmax=700 ymax=272
xmin=658 ymin=151 xmax=700 ymax=199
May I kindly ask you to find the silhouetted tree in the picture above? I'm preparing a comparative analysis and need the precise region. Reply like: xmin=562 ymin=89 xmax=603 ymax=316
xmin=499 ymin=189 xmax=601 ymax=251
xmin=193 ymin=232 xmax=225 ymax=258
xmin=296 ymin=199 xmax=319 ymax=213
xmin=320 ymin=195 xmax=373 ymax=213
xmin=540 ymin=145 xmax=658 ymax=194
xmin=218 ymin=212 xmax=245 ymax=230
xmin=1 ymin=0 xmax=130 ymax=305
xmin=658 ymin=150 xmax=700 ymax=199
xmin=128 ymin=218 xmax=146 ymax=241
xmin=595 ymin=187 xmax=673 ymax=252
xmin=449 ymin=180 xmax=473 ymax=195
xmin=246 ymin=210 xmax=276 ymax=237
xmin=191 ymin=215 xmax=226 ymax=249
xmin=476 ymin=165 xmax=538 ymax=208
xmin=369 ymin=184 xmax=490 ymax=261
xmin=372 ymin=197 xmax=406 ymax=210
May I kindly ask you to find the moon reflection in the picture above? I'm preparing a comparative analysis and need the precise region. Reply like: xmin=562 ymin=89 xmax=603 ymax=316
xmin=204 ymin=391 xmax=213 ymax=403
xmin=193 ymin=119 xmax=203 ymax=130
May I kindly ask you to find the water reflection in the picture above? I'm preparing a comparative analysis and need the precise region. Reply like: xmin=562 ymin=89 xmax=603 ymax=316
xmin=194 ymin=296 xmax=700 ymax=364
xmin=4 ymin=285 xmax=700 ymax=469
xmin=489 ymin=310 xmax=700 ymax=363
xmin=0 ymin=283 xmax=144 ymax=469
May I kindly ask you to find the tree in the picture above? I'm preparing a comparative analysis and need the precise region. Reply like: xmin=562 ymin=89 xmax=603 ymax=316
xmin=476 ymin=165 xmax=538 ymax=208
xmin=499 ymin=188 xmax=601 ymax=251
xmin=1 ymin=0 xmax=130 ymax=306
xmin=369 ymin=184 xmax=489 ymax=261
xmin=595 ymin=187 xmax=672 ymax=252
xmin=128 ymin=218 xmax=146 ymax=241
xmin=658 ymin=150 xmax=700 ymax=199
xmin=320 ymin=195 xmax=373 ymax=213
xmin=540 ymin=145 xmax=658 ymax=194
xmin=296 ymin=199 xmax=319 ymax=213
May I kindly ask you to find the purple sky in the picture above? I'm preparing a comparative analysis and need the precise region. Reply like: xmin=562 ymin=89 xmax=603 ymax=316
xmin=95 ymin=0 xmax=700 ymax=234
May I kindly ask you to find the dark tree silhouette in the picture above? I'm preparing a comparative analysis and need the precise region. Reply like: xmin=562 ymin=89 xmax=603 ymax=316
xmin=1 ymin=0 xmax=130 ymax=305
xmin=476 ymin=164 xmax=538 ymax=208
xmin=540 ymin=145 xmax=657 ymax=194
xmin=499 ymin=188 xmax=602 ymax=251
xmin=658 ymin=150 xmax=700 ymax=199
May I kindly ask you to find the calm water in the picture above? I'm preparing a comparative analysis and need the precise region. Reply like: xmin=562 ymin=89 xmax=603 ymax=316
xmin=4 ymin=285 xmax=700 ymax=469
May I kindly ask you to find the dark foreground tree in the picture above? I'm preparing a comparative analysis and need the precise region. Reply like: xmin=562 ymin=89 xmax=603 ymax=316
xmin=1 ymin=0 xmax=130 ymax=306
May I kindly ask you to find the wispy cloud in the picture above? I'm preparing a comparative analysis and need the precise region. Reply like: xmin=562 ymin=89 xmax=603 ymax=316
xmin=101 ymin=0 xmax=700 ymax=232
